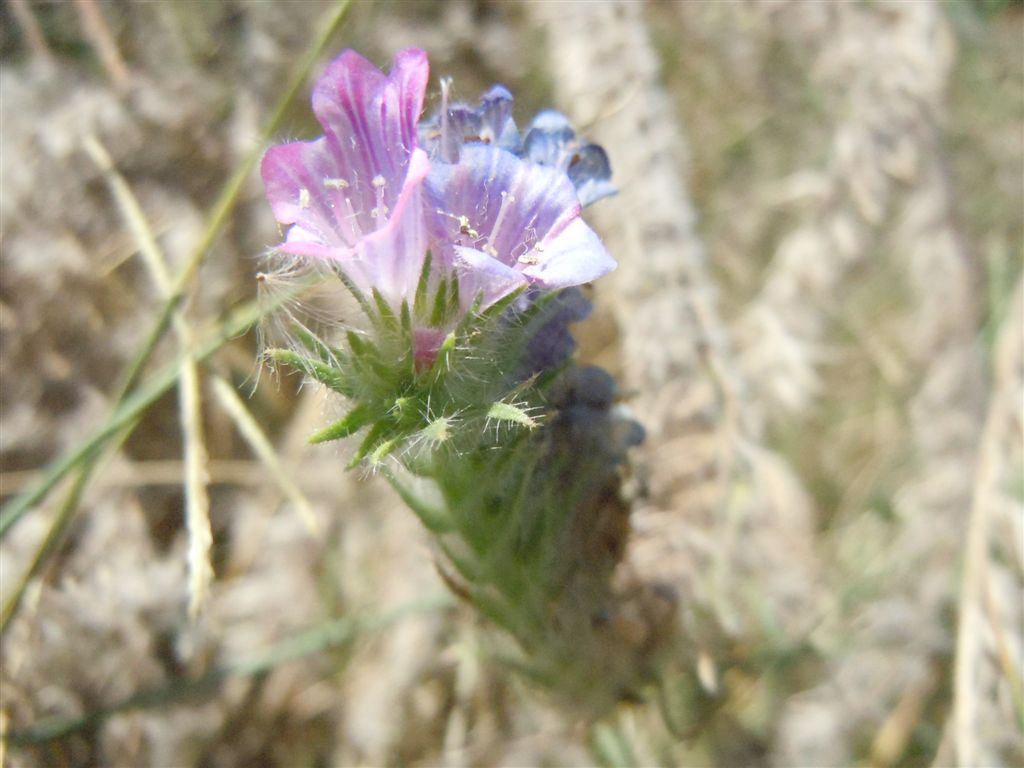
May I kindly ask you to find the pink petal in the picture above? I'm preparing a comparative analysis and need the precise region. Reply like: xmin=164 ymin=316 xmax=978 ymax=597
xmin=312 ymin=49 xmax=429 ymax=213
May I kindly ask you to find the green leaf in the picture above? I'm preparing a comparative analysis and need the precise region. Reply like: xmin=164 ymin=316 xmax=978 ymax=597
xmin=309 ymin=403 xmax=373 ymax=443
xmin=392 ymin=395 xmax=417 ymax=420
xmin=590 ymin=724 xmax=637 ymax=768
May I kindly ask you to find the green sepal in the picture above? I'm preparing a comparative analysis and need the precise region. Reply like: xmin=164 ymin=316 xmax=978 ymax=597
xmin=487 ymin=401 xmax=538 ymax=430
xmin=430 ymin=278 xmax=449 ymax=327
xmin=348 ymin=420 xmax=394 ymax=467
xmin=372 ymin=288 xmax=398 ymax=332
xmin=309 ymin=402 xmax=374 ymax=444
xmin=420 ymin=416 xmax=452 ymax=444
xmin=399 ymin=300 xmax=413 ymax=335
xmin=292 ymin=325 xmax=342 ymax=363
xmin=448 ymin=275 xmax=461 ymax=319
xmin=267 ymin=348 xmax=349 ymax=395
xmin=370 ymin=437 xmax=402 ymax=464
xmin=336 ymin=269 xmax=375 ymax=320
xmin=346 ymin=330 xmax=371 ymax=358
xmin=413 ymin=250 xmax=433 ymax=318
xmin=429 ymin=332 xmax=458 ymax=384
xmin=480 ymin=284 xmax=527 ymax=322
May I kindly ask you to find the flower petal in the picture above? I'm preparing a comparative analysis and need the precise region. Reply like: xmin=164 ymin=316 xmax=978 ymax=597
xmin=262 ymin=136 xmax=370 ymax=249
xmin=567 ymin=144 xmax=616 ymax=207
xmin=522 ymin=110 xmax=616 ymax=207
xmin=425 ymin=144 xmax=614 ymax=296
xmin=312 ymin=49 xmax=428 ymax=212
xmin=418 ymin=83 xmax=521 ymax=162
xmin=521 ymin=216 xmax=615 ymax=288
xmin=522 ymin=110 xmax=576 ymax=167
xmin=453 ymin=245 xmax=528 ymax=309
xmin=426 ymin=145 xmax=579 ymax=265
xmin=346 ymin=148 xmax=432 ymax=305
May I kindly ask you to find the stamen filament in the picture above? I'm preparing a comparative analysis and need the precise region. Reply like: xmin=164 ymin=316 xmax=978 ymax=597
xmin=486 ymin=190 xmax=515 ymax=257
xmin=372 ymin=175 xmax=388 ymax=229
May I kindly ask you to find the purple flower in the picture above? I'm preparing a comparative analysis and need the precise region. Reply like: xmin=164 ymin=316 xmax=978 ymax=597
xmin=260 ymin=47 xmax=615 ymax=344
xmin=261 ymin=49 xmax=434 ymax=308
xmin=522 ymin=111 xmax=616 ymax=207
xmin=418 ymin=86 xmax=614 ymax=209
xmin=424 ymin=144 xmax=615 ymax=309
xmin=519 ymin=287 xmax=593 ymax=376
xmin=418 ymin=82 xmax=521 ymax=162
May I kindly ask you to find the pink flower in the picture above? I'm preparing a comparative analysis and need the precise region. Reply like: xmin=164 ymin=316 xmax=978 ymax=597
xmin=261 ymin=49 xmax=434 ymax=308
xmin=260 ymin=47 xmax=615 ymax=328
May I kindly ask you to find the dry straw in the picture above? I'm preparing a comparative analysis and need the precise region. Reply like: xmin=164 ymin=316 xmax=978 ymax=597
xmin=954 ymin=277 xmax=1024 ymax=767
xmin=83 ymin=135 xmax=214 ymax=619
xmin=528 ymin=0 xmax=820 ymax=642
xmin=747 ymin=3 xmax=999 ymax=764
xmin=735 ymin=0 xmax=958 ymax=424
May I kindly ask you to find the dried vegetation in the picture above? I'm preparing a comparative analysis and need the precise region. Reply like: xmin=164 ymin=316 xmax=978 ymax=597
xmin=1 ymin=1 xmax=1021 ymax=766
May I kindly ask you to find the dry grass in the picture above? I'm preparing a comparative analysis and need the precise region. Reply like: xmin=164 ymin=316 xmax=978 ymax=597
xmin=1 ymin=1 xmax=1021 ymax=766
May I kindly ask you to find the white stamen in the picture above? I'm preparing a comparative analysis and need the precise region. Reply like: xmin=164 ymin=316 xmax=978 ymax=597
xmin=372 ymin=175 xmax=388 ymax=228
xmin=343 ymin=196 xmax=363 ymax=238
xmin=440 ymin=77 xmax=453 ymax=156
xmin=486 ymin=191 xmax=515 ymax=253
xmin=298 ymin=188 xmax=310 ymax=208
xmin=323 ymin=178 xmax=349 ymax=189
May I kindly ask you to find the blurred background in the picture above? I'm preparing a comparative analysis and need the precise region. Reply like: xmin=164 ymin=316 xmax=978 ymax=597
xmin=1 ymin=1 xmax=1021 ymax=766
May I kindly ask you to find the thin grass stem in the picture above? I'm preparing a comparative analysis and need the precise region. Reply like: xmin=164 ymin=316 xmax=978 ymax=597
xmin=0 ymin=0 xmax=352 ymax=538
xmin=84 ymin=133 xmax=215 ymax=617
xmin=0 ymin=290 xmax=298 ymax=537
xmin=210 ymin=374 xmax=318 ymax=533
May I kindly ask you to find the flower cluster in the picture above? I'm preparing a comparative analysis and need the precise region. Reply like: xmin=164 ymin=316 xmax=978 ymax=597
xmin=259 ymin=49 xmax=658 ymax=713
xmin=261 ymin=49 xmax=614 ymax=369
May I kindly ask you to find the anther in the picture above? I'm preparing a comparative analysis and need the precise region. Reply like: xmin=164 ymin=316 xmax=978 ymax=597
xmin=457 ymin=215 xmax=479 ymax=239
